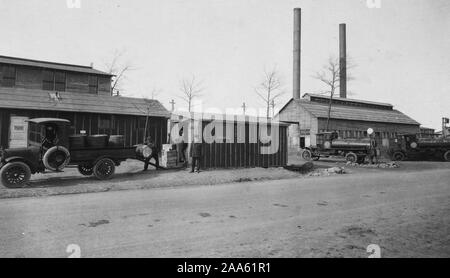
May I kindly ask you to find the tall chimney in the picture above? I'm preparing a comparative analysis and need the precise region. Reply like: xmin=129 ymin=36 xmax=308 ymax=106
xmin=293 ymin=8 xmax=301 ymax=100
xmin=339 ymin=23 xmax=347 ymax=98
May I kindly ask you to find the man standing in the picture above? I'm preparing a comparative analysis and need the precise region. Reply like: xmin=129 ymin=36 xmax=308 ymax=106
xmin=190 ymin=135 xmax=202 ymax=173
xmin=176 ymin=127 xmax=188 ymax=164
xmin=143 ymin=136 xmax=159 ymax=171
xmin=369 ymin=134 xmax=378 ymax=165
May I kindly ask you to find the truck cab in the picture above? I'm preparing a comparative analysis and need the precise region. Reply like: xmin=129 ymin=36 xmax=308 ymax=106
xmin=389 ymin=133 xmax=450 ymax=161
xmin=0 ymin=118 xmax=71 ymax=187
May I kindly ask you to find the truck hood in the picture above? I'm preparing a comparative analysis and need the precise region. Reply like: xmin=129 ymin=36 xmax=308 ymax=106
xmin=1 ymin=146 xmax=41 ymax=159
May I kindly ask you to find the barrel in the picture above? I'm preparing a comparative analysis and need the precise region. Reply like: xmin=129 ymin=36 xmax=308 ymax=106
xmin=69 ymin=135 xmax=87 ymax=149
xmin=135 ymin=144 xmax=153 ymax=159
xmin=86 ymin=135 xmax=109 ymax=148
xmin=108 ymin=135 xmax=125 ymax=148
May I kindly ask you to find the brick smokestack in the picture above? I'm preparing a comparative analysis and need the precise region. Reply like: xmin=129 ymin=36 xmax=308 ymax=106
xmin=339 ymin=23 xmax=347 ymax=98
xmin=293 ymin=8 xmax=301 ymax=100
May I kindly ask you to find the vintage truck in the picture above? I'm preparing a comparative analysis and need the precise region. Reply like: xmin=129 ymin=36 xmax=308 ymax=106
xmin=388 ymin=134 xmax=450 ymax=162
xmin=301 ymin=131 xmax=372 ymax=164
xmin=0 ymin=118 xmax=153 ymax=188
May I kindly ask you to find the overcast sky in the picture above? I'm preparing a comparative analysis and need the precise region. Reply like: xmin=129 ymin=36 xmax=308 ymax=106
xmin=0 ymin=0 xmax=448 ymax=129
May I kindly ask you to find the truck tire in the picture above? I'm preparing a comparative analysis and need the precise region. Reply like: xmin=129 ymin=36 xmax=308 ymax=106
xmin=93 ymin=158 xmax=116 ymax=180
xmin=0 ymin=162 xmax=31 ymax=188
xmin=444 ymin=151 xmax=450 ymax=162
xmin=302 ymin=149 xmax=312 ymax=161
xmin=43 ymin=146 xmax=70 ymax=171
xmin=392 ymin=151 xmax=405 ymax=161
xmin=345 ymin=152 xmax=358 ymax=163
xmin=78 ymin=164 xmax=94 ymax=176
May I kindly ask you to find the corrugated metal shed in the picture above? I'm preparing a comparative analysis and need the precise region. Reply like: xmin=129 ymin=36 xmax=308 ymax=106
xmin=0 ymin=87 xmax=170 ymax=118
xmin=0 ymin=55 xmax=112 ymax=76
xmin=296 ymin=99 xmax=420 ymax=125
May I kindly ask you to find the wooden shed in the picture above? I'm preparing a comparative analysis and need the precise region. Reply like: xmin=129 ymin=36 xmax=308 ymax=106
xmin=170 ymin=112 xmax=289 ymax=169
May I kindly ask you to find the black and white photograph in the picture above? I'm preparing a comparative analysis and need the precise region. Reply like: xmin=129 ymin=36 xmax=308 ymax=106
xmin=0 ymin=0 xmax=449 ymax=262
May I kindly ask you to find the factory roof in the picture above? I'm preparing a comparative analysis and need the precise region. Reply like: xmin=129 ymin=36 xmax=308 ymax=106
xmin=277 ymin=97 xmax=420 ymax=126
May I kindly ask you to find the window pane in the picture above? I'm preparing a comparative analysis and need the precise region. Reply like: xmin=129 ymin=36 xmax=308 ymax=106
xmin=54 ymin=71 xmax=66 ymax=91
xmin=2 ymin=65 xmax=16 ymax=87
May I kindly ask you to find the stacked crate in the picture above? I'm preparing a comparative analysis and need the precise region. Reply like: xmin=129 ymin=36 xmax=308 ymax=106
xmin=161 ymin=144 xmax=178 ymax=168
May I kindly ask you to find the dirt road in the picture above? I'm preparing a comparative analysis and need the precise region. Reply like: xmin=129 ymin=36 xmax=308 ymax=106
xmin=0 ymin=167 xmax=449 ymax=258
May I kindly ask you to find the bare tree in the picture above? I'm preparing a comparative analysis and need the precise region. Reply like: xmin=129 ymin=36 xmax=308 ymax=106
xmin=150 ymin=87 xmax=162 ymax=100
xmin=313 ymin=56 xmax=355 ymax=130
xmin=255 ymin=67 xmax=285 ymax=118
xmin=132 ymin=98 xmax=154 ymax=143
xmin=104 ymin=50 xmax=134 ymax=96
xmin=179 ymin=76 xmax=203 ymax=112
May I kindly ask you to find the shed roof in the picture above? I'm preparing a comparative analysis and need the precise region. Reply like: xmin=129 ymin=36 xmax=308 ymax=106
xmin=0 ymin=88 xmax=170 ymax=118
xmin=0 ymin=55 xmax=112 ymax=76
xmin=171 ymin=111 xmax=289 ymax=126
xmin=278 ymin=98 xmax=420 ymax=126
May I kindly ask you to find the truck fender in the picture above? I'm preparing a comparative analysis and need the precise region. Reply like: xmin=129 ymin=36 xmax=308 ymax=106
xmin=93 ymin=156 xmax=120 ymax=166
xmin=3 ymin=157 xmax=36 ymax=173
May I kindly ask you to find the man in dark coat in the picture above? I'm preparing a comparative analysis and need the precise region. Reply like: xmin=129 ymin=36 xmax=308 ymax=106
xmin=369 ymin=135 xmax=378 ymax=164
xmin=143 ymin=136 xmax=159 ymax=171
xmin=190 ymin=136 xmax=202 ymax=173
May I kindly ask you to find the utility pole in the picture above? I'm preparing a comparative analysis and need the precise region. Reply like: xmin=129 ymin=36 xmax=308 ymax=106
xmin=241 ymin=102 xmax=247 ymax=115
xmin=170 ymin=99 xmax=176 ymax=112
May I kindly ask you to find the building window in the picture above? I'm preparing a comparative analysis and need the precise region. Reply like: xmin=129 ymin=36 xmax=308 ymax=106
xmin=89 ymin=75 xmax=98 ymax=94
xmin=2 ymin=65 xmax=16 ymax=87
xmin=54 ymin=71 xmax=66 ymax=91
xmin=42 ymin=70 xmax=55 ymax=91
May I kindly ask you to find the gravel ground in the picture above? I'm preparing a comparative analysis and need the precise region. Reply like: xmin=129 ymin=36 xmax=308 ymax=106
xmin=0 ymin=160 xmax=309 ymax=199
xmin=1 ymin=154 xmax=448 ymax=199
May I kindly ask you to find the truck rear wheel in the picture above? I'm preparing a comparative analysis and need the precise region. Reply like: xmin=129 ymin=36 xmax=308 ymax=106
xmin=93 ymin=158 xmax=115 ymax=180
xmin=392 ymin=151 xmax=405 ymax=161
xmin=78 ymin=164 xmax=94 ymax=176
xmin=444 ymin=151 xmax=450 ymax=162
xmin=0 ymin=162 xmax=31 ymax=188
xmin=345 ymin=152 xmax=358 ymax=163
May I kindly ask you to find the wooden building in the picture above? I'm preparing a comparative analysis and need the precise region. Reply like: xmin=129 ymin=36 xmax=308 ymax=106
xmin=170 ymin=112 xmax=289 ymax=169
xmin=0 ymin=55 xmax=170 ymax=149
xmin=275 ymin=93 xmax=421 ymax=150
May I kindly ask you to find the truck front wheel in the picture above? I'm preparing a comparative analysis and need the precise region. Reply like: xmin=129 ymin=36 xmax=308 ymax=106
xmin=0 ymin=162 xmax=31 ymax=188
xmin=392 ymin=151 xmax=405 ymax=161
xmin=93 ymin=158 xmax=116 ymax=180
xmin=302 ymin=149 xmax=312 ymax=161
xmin=345 ymin=152 xmax=358 ymax=163
xmin=444 ymin=151 xmax=450 ymax=162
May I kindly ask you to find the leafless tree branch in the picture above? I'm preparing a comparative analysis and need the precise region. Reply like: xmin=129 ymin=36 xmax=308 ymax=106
xmin=104 ymin=50 xmax=135 ymax=96
xmin=178 ymin=75 xmax=204 ymax=112
xmin=255 ymin=66 xmax=285 ymax=118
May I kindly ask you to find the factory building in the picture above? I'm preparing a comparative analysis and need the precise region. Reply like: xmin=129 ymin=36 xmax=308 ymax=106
xmin=275 ymin=93 xmax=420 ymax=149
xmin=276 ymin=9 xmax=421 ymax=151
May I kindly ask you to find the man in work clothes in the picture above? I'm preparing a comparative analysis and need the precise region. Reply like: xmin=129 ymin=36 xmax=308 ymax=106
xmin=143 ymin=136 xmax=160 ymax=171
xmin=190 ymin=137 xmax=202 ymax=173
xmin=368 ymin=135 xmax=378 ymax=164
